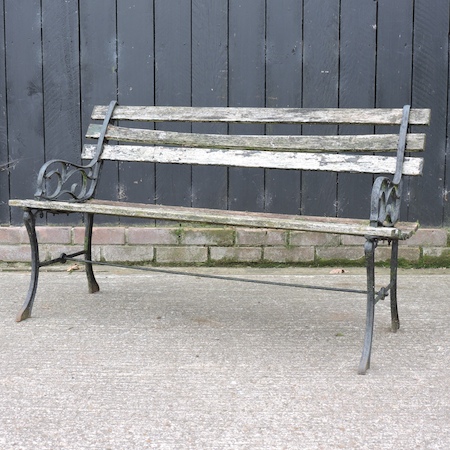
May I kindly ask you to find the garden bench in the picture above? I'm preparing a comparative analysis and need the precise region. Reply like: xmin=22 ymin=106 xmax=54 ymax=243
xmin=9 ymin=101 xmax=430 ymax=374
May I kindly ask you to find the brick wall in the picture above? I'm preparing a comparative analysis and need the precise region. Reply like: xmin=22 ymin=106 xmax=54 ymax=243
xmin=1 ymin=226 xmax=449 ymax=267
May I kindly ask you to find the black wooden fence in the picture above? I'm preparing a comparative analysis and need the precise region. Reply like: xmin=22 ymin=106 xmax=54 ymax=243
xmin=1 ymin=0 xmax=449 ymax=226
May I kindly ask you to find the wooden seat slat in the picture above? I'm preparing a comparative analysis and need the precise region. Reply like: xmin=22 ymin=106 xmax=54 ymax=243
xmin=8 ymin=199 xmax=418 ymax=239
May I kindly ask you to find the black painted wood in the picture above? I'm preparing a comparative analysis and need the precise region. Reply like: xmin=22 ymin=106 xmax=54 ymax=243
xmin=0 ymin=0 xmax=8 ymax=224
xmin=338 ymin=0 xmax=376 ymax=220
xmin=1 ymin=1 xmax=449 ymax=227
xmin=191 ymin=0 xmax=228 ymax=210
xmin=376 ymin=0 xmax=414 ymax=222
xmin=410 ymin=0 xmax=448 ymax=226
xmin=264 ymin=0 xmax=302 ymax=215
xmin=154 ymin=1 xmax=192 ymax=208
xmin=228 ymin=0 xmax=265 ymax=213
xmin=42 ymin=0 xmax=82 ymax=225
xmin=302 ymin=0 xmax=339 ymax=217
xmin=117 ymin=0 xmax=155 ymax=224
xmin=79 ymin=0 xmax=119 ymax=223
xmin=5 ymin=1 xmax=45 ymax=225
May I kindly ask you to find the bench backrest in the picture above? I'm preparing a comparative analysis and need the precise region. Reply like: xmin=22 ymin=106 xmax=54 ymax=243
xmin=83 ymin=105 xmax=430 ymax=177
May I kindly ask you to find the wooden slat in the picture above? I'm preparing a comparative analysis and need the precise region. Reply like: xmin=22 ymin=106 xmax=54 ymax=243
xmin=91 ymin=105 xmax=431 ymax=126
xmin=86 ymin=124 xmax=426 ymax=152
xmin=83 ymin=144 xmax=424 ymax=176
xmin=8 ymin=198 xmax=419 ymax=239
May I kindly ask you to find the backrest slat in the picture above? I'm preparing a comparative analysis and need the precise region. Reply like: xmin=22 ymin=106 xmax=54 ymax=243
xmin=86 ymin=124 xmax=426 ymax=153
xmin=82 ymin=144 xmax=424 ymax=176
xmin=86 ymin=105 xmax=428 ymax=178
xmin=91 ymin=106 xmax=431 ymax=126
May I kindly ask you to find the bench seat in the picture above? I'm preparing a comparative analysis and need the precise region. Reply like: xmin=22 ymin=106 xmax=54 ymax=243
xmin=8 ymin=101 xmax=431 ymax=374
xmin=9 ymin=198 xmax=418 ymax=240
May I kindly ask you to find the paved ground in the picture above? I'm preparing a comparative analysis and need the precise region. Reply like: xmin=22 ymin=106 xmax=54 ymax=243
xmin=0 ymin=266 xmax=449 ymax=449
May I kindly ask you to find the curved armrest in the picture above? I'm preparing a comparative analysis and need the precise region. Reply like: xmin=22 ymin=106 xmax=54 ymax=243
xmin=34 ymin=159 xmax=100 ymax=202
xmin=370 ymin=176 xmax=402 ymax=227
xmin=34 ymin=100 xmax=118 ymax=202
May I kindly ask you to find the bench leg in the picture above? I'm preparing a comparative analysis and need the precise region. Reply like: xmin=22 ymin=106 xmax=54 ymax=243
xmin=84 ymin=213 xmax=100 ymax=293
xmin=358 ymin=238 xmax=377 ymax=375
xmin=16 ymin=210 xmax=40 ymax=322
xmin=390 ymin=240 xmax=400 ymax=332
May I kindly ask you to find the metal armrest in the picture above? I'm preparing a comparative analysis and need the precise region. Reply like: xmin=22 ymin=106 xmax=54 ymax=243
xmin=370 ymin=176 xmax=402 ymax=227
xmin=369 ymin=105 xmax=410 ymax=228
xmin=34 ymin=100 xmax=117 ymax=202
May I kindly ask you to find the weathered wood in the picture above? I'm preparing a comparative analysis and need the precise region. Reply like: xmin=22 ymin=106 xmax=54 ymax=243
xmin=83 ymin=144 xmax=424 ymax=176
xmin=92 ymin=105 xmax=431 ymax=126
xmin=86 ymin=124 xmax=426 ymax=153
xmin=8 ymin=198 xmax=419 ymax=239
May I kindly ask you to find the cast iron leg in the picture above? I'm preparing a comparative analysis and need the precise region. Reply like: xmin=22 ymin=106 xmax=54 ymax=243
xmin=390 ymin=240 xmax=400 ymax=332
xmin=16 ymin=210 xmax=39 ymax=322
xmin=84 ymin=213 xmax=100 ymax=293
xmin=358 ymin=238 xmax=377 ymax=375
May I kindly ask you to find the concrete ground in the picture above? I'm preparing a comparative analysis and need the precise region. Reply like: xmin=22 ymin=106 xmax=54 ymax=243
xmin=0 ymin=266 xmax=449 ymax=449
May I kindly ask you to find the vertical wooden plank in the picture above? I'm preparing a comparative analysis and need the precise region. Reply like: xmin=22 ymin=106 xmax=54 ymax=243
xmin=191 ymin=0 xmax=228 ymax=209
xmin=447 ymin=7 xmax=450 ymax=226
xmin=0 ymin=0 xmax=9 ymax=223
xmin=79 ymin=0 xmax=118 ymax=217
xmin=410 ymin=0 xmax=448 ymax=226
xmin=265 ymin=0 xmax=302 ymax=215
xmin=42 ymin=1 xmax=81 ymax=162
xmin=302 ymin=0 xmax=340 ymax=217
xmin=376 ymin=0 xmax=413 ymax=108
xmin=228 ymin=0 xmax=265 ymax=212
xmin=5 ymin=0 xmax=45 ymax=224
xmin=376 ymin=0 xmax=413 ymax=222
xmin=154 ymin=0 xmax=192 ymax=207
xmin=338 ymin=0 xmax=377 ymax=219
xmin=117 ymin=1 xmax=155 ymax=222
xmin=42 ymin=0 xmax=81 ymax=225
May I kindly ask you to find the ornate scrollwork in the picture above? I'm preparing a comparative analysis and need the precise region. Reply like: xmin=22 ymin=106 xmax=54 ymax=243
xmin=34 ymin=100 xmax=117 ymax=202
xmin=34 ymin=159 xmax=100 ymax=202
xmin=370 ymin=176 xmax=402 ymax=227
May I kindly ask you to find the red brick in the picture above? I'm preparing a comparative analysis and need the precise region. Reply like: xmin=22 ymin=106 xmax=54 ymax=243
xmin=155 ymin=246 xmax=208 ymax=263
xmin=210 ymin=247 xmax=262 ymax=263
xmin=36 ymin=227 xmax=71 ymax=244
xmin=0 ymin=227 xmax=24 ymax=244
xmin=236 ymin=229 xmax=286 ymax=246
xmin=101 ymin=245 xmax=154 ymax=263
xmin=290 ymin=231 xmax=340 ymax=247
xmin=316 ymin=246 xmax=365 ymax=261
xmin=400 ymin=228 xmax=447 ymax=247
xmin=182 ymin=229 xmax=235 ymax=246
xmin=0 ymin=245 xmax=31 ymax=262
xmin=73 ymin=227 xmax=125 ymax=245
xmin=263 ymin=247 xmax=315 ymax=263
xmin=127 ymin=227 xmax=178 ymax=245
xmin=340 ymin=235 xmax=366 ymax=246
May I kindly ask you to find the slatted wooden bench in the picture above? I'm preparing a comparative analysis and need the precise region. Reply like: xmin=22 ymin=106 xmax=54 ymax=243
xmin=9 ymin=101 xmax=430 ymax=374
